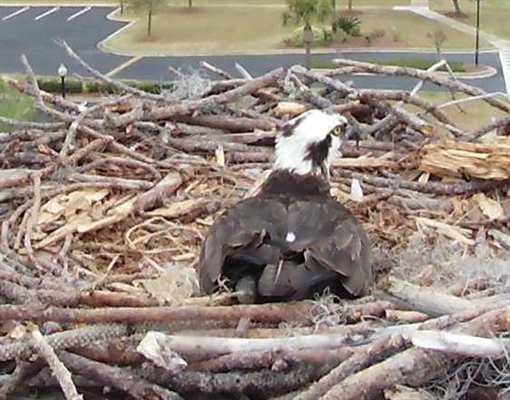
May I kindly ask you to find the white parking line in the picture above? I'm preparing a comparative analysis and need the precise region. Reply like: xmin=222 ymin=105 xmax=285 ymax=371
xmin=34 ymin=6 xmax=60 ymax=21
xmin=2 ymin=6 xmax=29 ymax=21
xmin=67 ymin=6 xmax=91 ymax=22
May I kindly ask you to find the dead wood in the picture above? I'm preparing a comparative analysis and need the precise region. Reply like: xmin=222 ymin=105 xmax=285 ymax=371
xmin=59 ymin=351 xmax=184 ymax=400
xmin=187 ymin=346 xmax=357 ymax=372
xmin=0 ymin=300 xmax=394 ymax=325
xmin=174 ymin=114 xmax=277 ymax=132
xmin=1 ymin=44 xmax=510 ymax=400
xmin=384 ymin=277 xmax=474 ymax=316
xmin=29 ymin=327 xmax=83 ymax=400
xmin=318 ymin=306 xmax=510 ymax=400
xmin=141 ymin=362 xmax=325 ymax=398
xmin=331 ymin=59 xmax=510 ymax=113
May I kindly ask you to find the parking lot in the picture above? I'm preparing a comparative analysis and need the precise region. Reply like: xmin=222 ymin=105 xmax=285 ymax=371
xmin=0 ymin=6 xmax=127 ymax=76
xmin=0 ymin=5 xmax=505 ymax=92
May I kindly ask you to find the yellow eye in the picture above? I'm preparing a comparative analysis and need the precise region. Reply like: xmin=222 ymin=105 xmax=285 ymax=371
xmin=331 ymin=126 xmax=344 ymax=136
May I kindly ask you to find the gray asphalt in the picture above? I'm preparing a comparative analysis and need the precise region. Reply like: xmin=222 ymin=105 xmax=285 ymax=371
xmin=0 ymin=5 xmax=506 ymax=93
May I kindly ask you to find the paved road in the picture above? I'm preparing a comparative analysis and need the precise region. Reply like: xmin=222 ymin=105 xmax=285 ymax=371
xmin=0 ymin=6 xmax=125 ymax=75
xmin=0 ymin=5 xmax=506 ymax=94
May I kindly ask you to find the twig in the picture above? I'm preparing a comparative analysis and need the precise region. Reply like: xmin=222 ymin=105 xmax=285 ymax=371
xmin=59 ymin=40 xmax=163 ymax=101
xmin=0 ymin=300 xmax=394 ymax=325
xmin=30 ymin=327 xmax=83 ymax=400
xmin=200 ymin=61 xmax=235 ymax=80
xmin=331 ymin=59 xmax=510 ymax=113
xmin=59 ymin=351 xmax=184 ymax=400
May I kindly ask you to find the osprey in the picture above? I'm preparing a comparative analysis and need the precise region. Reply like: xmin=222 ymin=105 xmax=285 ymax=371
xmin=198 ymin=109 xmax=373 ymax=303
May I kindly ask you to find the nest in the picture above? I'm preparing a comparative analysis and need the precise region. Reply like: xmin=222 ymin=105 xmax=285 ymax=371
xmin=0 ymin=40 xmax=509 ymax=400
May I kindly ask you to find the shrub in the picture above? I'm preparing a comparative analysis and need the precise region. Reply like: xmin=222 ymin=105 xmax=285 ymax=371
xmin=84 ymin=81 xmax=118 ymax=94
xmin=134 ymin=81 xmax=174 ymax=94
xmin=333 ymin=14 xmax=361 ymax=36
xmin=364 ymin=29 xmax=385 ymax=46
xmin=33 ymin=78 xmax=174 ymax=95
xmin=284 ymin=26 xmax=334 ymax=47
xmin=37 ymin=77 xmax=83 ymax=93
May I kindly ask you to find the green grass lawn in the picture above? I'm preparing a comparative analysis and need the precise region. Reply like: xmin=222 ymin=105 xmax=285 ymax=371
xmin=0 ymin=78 xmax=35 ymax=132
xmin=410 ymin=91 xmax=509 ymax=133
xmin=102 ymin=6 xmax=488 ymax=56
xmin=430 ymin=0 xmax=510 ymax=40
xmin=311 ymin=58 xmax=468 ymax=71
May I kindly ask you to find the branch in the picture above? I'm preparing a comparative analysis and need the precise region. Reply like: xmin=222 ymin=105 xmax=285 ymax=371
xmin=30 ymin=328 xmax=83 ymax=400
xmin=59 ymin=40 xmax=164 ymax=101
xmin=331 ymin=59 xmax=510 ymax=113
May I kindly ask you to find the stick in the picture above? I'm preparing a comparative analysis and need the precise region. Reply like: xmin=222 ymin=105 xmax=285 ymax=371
xmin=0 ymin=300 xmax=394 ymax=325
xmin=30 ymin=327 xmax=83 ymax=400
xmin=331 ymin=59 xmax=510 ymax=113
xmin=59 ymin=40 xmax=163 ymax=101
xmin=137 ymin=330 xmax=369 ymax=361
xmin=59 ymin=351 xmax=184 ymax=400
xmin=410 ymin=330 xmax=510 ymax=358
xmin=200 ymin=61 xmax=235 ymax=79
xmin=384 ymin=277 xmax=474 ymax=317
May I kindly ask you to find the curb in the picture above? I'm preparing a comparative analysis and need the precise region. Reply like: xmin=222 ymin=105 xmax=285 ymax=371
xmin=96 ymin=7 xmax=136 ymax=55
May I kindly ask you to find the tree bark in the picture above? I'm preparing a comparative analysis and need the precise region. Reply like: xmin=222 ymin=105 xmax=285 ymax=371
xmin=147 ymin=0 xmax=153 ymax=36
xmin=452 ymin=0 xmax=462 ymax=13
xmin=303 ymin=23 xmax=313 ymax=70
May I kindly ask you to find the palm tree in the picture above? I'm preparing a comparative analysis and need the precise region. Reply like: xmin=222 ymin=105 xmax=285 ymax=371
xmin=282 ymin=0 xmax=334 ymax=70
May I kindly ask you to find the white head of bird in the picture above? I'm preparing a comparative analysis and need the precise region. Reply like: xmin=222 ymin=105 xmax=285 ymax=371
xmin=272 ymin=110 xmax=351 ymax=178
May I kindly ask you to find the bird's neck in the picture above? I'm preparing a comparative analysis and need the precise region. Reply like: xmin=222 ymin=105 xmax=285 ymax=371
xmin=260 ymin=170 xmax=331 ymax=197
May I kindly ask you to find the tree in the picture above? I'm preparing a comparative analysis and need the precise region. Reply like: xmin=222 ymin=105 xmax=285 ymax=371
xmin=282 ymin=0 xmax=334 ymax=70
xmin=452 ymin=0 xmax=462 ymax=13
xmin=348 ymin=0 xmax=353 ymax=10
xmin=188 ymin=0 xmax=193 ymax=7
xmin=119 ymin=0 xmax=124 ymax=15
xmin=128 ymin=0 xmax=157 ymax=36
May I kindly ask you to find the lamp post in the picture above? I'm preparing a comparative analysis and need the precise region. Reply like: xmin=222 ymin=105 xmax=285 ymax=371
xmin=57 ymin=63 xmax=68 ymax=99
xmin=474 ymin=0 xmax=481 ymax=66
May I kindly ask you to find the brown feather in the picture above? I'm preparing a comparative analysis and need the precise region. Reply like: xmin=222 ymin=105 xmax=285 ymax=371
xmin=198 ymin=171 xmax=373 ymax=302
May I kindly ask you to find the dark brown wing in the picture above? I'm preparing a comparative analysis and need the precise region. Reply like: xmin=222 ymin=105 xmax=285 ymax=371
xmin=198 ymin=196 xmax=287 ymax=294
xmin=285 ymin=199 xmax=373 ymax=297
xmin=199 ymin=195 xmax=373 ymax=299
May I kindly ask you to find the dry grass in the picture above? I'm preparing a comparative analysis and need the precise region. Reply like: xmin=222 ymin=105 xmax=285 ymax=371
xmin=103 ymin=6 xmax=488 ymax=56
xmin=102 ymin=6 xmax=295 ymax=56
xmin=430 ymin=0 xmax=510 ymax=40
xmin=354 ymin=9 xmax=490 ymax=50
xmin=390 ymin=230 xmax=510 ymax=290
